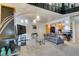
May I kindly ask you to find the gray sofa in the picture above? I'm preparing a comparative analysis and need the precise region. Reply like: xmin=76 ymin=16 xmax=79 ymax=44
xmin=44 ymin=33 xmax=64 ymax=45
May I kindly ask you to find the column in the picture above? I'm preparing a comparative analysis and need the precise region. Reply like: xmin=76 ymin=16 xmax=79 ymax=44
xmin=72 ymin=20 xmax=76 ymax=43
xmin=0 ymin=4 xmax=1 ymax=24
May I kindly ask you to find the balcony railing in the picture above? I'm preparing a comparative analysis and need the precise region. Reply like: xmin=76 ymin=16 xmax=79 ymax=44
xmin=28 ymin=3 xmax=79 ymax=14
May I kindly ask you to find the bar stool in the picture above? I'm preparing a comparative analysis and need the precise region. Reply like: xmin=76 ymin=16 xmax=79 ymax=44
xmin=0 ymin=47 xmax=6 ymax=56
xmin=7 ymin=48 xmax=11 ymax=56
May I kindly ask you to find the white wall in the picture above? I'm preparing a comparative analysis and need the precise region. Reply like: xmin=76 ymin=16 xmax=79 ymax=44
xmin=50 ymin=16 xmax=70 ymax=24
xmin=14 ymin=16 xmax=46 ymax=40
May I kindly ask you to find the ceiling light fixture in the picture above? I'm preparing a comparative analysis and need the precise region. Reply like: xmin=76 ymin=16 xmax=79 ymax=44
xmin=36 ymin=16 xmax=40 ymax=21
xmin=25 ymin=19 xmax=28 ymax=24
xmin=21 ymin=19 xmax=24 ymax=23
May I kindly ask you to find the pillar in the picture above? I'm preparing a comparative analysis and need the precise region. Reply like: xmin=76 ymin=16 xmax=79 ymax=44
xmin=0 ymin=4 xmax=1 ymax=24
xmin=72 ymin=20 xmax=76 ymax=43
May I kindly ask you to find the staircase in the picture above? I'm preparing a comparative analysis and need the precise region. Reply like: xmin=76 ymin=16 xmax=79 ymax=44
xmin=0 ymin=15 xmax=14 ymax=34
xmin=0 ymin=11 xmax=27 ymax=36
xmin=0 ymin=15 xmax=16 ymax=39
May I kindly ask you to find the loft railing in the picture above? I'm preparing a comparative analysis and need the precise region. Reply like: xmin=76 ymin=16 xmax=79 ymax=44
xmin=28 ymin=3 xmax=79 ymax=14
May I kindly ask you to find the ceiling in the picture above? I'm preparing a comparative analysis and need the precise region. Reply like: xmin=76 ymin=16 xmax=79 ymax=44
xmin=14 ymin=3 xmax=64 ymax=23
xmin=1 ymin=3 xmax=79 ymax=24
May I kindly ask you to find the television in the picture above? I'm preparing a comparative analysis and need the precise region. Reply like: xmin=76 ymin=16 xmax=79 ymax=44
xmin=17 ymin=25 xmax=26 ymax=35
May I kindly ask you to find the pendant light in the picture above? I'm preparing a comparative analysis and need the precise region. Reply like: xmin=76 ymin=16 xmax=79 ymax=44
xmin=33 ymin=20 xmax=36 ymax=24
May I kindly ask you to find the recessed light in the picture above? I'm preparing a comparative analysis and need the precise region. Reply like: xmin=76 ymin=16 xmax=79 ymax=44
xmin=25 ymin=19 xmax=28 ymax=23
xmin=21 ymin=19 xmax=24 ymax=23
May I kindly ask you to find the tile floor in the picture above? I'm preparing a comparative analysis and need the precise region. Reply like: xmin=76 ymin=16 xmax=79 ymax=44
xmin=19 ymin=39 xmax=79 ymax=56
